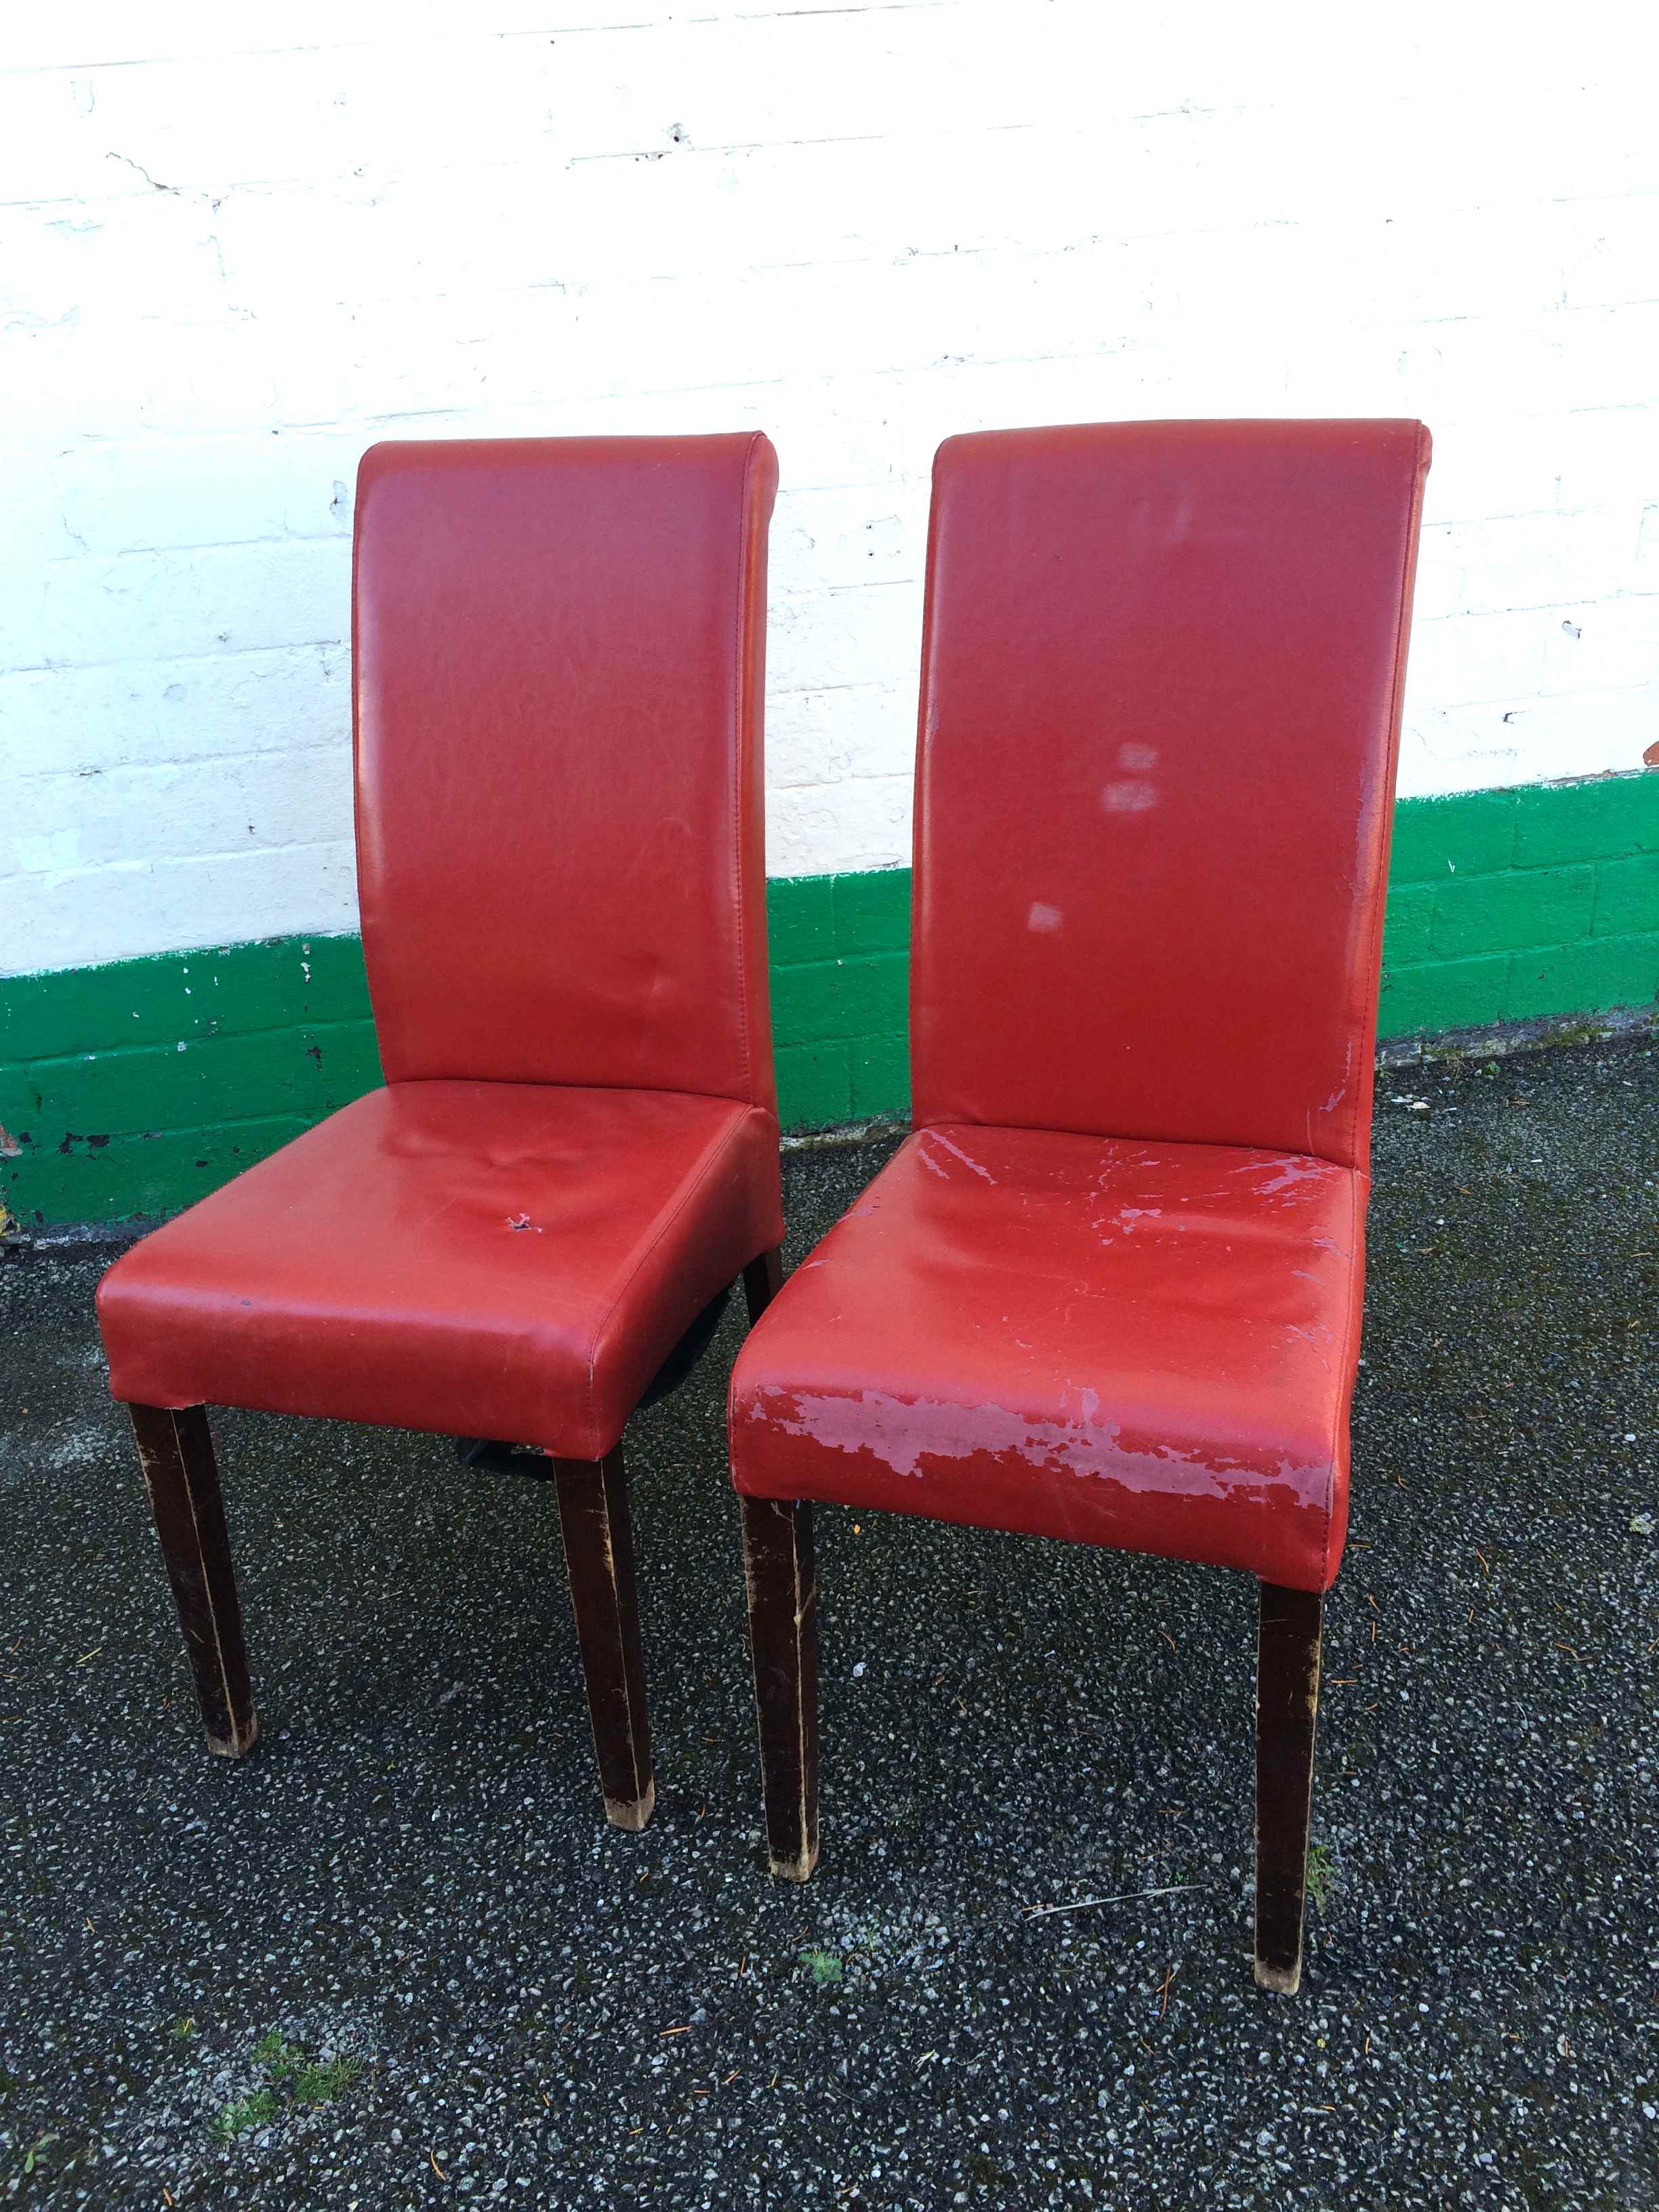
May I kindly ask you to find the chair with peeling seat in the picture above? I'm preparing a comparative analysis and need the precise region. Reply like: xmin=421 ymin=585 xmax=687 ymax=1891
xmin=729 ymin=418 xmax=1431 ymax=1992
xmin=98 ymin=432 xmax=784 ymax=1833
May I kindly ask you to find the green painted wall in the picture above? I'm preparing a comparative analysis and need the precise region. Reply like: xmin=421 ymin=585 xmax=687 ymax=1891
xmin=3 ymin=776 xmax=1656 ymax=1229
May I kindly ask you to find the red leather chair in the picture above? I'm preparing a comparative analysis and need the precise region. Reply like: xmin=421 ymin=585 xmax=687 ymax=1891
xmin=730 ymin=419 xmax=1431 ymax=1992
xmin=98 ymin=433 xmax=784 ymax=1834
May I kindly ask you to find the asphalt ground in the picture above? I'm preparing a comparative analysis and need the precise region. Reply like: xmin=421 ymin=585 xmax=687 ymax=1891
xmin=1 ymin=1030 xmax=1655 ymax=2210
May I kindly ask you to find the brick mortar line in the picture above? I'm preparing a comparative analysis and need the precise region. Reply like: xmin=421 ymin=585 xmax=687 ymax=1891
xmin=16 ymin=1012 xmax=379 ymax=1078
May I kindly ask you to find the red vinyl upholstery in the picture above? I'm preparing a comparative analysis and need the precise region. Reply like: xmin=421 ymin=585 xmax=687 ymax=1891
xmin=100 ymin=434 xmax=783 ymax=1458
xmin=355 ymin=436 xmax=777 ymax=1112
xmin=100 ymin=1085 xmax=780 ymax=1459
xmin=912 ymin=419 xmax=1429 ymax=1169
xmin=732 ymin=1124 xmax=1359 ymax=1591
xmin=732 ymin=420 xmax=1430 ymax=1593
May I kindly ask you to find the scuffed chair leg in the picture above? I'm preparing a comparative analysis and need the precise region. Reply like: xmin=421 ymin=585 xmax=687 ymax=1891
xmin=742 ymin=1246 xmax=783 ymax=1326
xmin=741 ymin=1495 xmax=819 ymax=1881
xmin=1254 ymin=1580 xmax=1324 ymax=1994
xmin=553 ymin=1448 xmax=654 ymax=1832
xmin=128 ymin=1404 xmax=258 ymax=1759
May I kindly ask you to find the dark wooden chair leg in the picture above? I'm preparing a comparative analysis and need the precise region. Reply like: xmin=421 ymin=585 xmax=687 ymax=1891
xmin=742 ymin=1246 xmax=784 ymax=1326
xmin=553 ymin=1447 xmax=654 ymax=1832
xmin=128 ymin=1404 xmax=258 ymax=1759
xmin=741 ymin=1494 xmax=819 ymax=1881
xmin=1254 ymin=1580 xmax=1324 ymax=1994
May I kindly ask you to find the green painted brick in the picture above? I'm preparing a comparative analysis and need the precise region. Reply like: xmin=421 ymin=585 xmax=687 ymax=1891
xmin=766 ymin=874 xmax=836 ymax=968
xmin=295 ymin=935 xmax=375 ymax=1022
xmin=1387 ymin=790 xmax=1517 ymax=882
xmin=1592 ymin=853 xmax=1659 ymax=939
xmin=1380 ymin=884 xmax=1434 ymax=968
xmin=0 ymin=933 xmax=371 ymax=1061
xmin=771 ymin=951 xmax=907 ymax=1048
xmin=834 ymin=867 xmax=912 ymax=956
xmin=24 ymin=1034 xmax=284 ymax=1141
xmin=1 ymin=968 xmax=94 ymax=1063
xmin=0 ymin=1061 xmax=39 ymax=1141
xmin=0 ymin=949 xmax=216 ymax=1061
xmin=1377 ymin=954 xmax=1509 ymax=1037
xmin=26 ymin=1019 xmax=380 ymax=1142
xmin=774 ymin=1040 xmax=851 ymax=1129
xmin=1 ymin=1115 xmax=310 ymax=1228
xmin=306 ymin=1019 xmax=386 ymax=1109
xmin=849 ymin=1031 xmax=910 ymax=1120
xmin=1431 ymin=865 xmax=1596 ymax=960
xmin=1513 ymin=771 xmax=1659 ymax=869
xmin=1504 ymin=932 xmax=1659 ymax=1023
xmin=194 ymin=935 xmax=371 ymax=1033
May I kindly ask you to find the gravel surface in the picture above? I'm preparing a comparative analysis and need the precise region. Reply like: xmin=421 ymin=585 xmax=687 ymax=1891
xmin=1 ymin=1033 xmax=1656 ymax=2210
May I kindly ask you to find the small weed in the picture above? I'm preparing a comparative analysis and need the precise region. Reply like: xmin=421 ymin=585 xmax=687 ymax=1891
xmin=22 ymin=2135 xmax=59 ymax=2175
xmin=208 ymin=2032 xmax=364 ymax=2141
xmin=798 ymin=1948 xmax=843 ymax=1985
xmin=1306 ymin=1842 xmax=1336 ymax=1913
xmin=290 ymin=2055 xmax=363 ymax=2104
xmin=211 ymin=2090 xmax=278 ymax=2141
xmin=169 ymin=2016 xmax=198 ymax=2042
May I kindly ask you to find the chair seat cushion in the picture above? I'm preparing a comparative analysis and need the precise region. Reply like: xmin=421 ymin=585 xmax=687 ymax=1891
xmin=729 ymin=1126 xmax=1365 ymax=1591
xmin=99 ymin=1082 xmax=783 ymax=1460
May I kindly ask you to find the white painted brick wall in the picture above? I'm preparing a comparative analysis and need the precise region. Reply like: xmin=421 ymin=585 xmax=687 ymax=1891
xmin=3 ymin=0 xmax=1657 ymax=973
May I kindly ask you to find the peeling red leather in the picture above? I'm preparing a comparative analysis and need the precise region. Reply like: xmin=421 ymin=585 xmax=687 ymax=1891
xmin=100 ymin=434 xmax=782 ymax=1458
xmin=731 ymin=1125 xmax=1360 ymax=1589
xmin=731 ymin=420 xmax=1429 ymax=1593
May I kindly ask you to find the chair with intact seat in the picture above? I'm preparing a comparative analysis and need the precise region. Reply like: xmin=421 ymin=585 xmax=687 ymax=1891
xmin=729 ymin=417 xmax=1431 ymax=1992
xmin=98 ymin=431 xmax=783 ymax=1833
